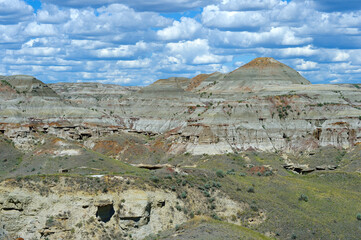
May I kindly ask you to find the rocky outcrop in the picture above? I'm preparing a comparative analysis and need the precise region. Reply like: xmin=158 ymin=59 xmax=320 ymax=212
xmin=0 ymin=182 xmax=185 ymax=239
xmin=0 ymin=177 xmax=250 ymax=240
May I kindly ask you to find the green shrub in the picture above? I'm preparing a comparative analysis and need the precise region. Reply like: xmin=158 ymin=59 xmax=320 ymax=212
xmin=45 ymin=216 xmax=55 ymax=227
xmin=75 ymin=222 xmax=82 ymax=228
xmin=175 ymin=204 xmax=182 ymax=211
xmin=226 ymin=169 xmax=236 ymax=175
xmin=212 ymin=181 xmax=221 ymax=188
xmin=250 ymin=204 xmax=258 ymax=211
xmin=357 ymin=213 xmax=361 ymax=221
xmin=216 ymin=170 xmax=225 ymax=178
xmin=175 ymin=224 xmax=181 ymax=231
xmin=150 ymin=176 xmax=159 ymax=183
xmin=247 ymin=187 xmax=255 ymax=193
xmin=203 ymin=190 xmax=211 ymax=198
xmin=299 ymin=194 xmax=309 ymax=202
xmin=264 ymin=170 xmax=273 ymax=176
xmin=180 ymin=191 xmax=187 ymax=199
xmin=211 ymin=213 xmax=221 ymax=220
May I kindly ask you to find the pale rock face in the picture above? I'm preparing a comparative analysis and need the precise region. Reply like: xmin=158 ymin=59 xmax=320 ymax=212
xmin=185 ymin=142 xmax=234 ymax=155
xmin=0 ymin=184 xmax=187 ymax=240
xmin=0 ymin=179 xmax=250 ymax=240
xmin=53 ymin=149 xmax=81 ymax=157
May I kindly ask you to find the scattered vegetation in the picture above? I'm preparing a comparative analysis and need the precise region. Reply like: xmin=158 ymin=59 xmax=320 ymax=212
xmin=1 ymin=80 xmax=12 ymax=87
xmin=277 ymin=105 xmax=291 ymax=119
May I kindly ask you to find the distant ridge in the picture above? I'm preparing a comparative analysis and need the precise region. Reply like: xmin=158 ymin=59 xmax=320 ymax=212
xmin=224 ymin=57 xmax=311 ymax=86
xmin=0 ymin=75 xmax=58 ymax=97
xmin=187 ymin=57 xmax=311 ymax=92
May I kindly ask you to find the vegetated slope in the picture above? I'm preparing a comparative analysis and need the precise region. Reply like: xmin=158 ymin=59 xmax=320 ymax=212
xmin=0 ymin=134 xmax=148 ymax=179
xmin=1 ymin=151 xmax=361 ymax=240
xmin=0 ymin=136 xmax=23 ymax=176
xmin=144 ymin=216 xmax=273 ymax=240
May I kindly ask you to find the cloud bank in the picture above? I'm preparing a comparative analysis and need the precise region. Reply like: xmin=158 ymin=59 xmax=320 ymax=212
xmin=0 ymin=0 xmax=360 ymax=85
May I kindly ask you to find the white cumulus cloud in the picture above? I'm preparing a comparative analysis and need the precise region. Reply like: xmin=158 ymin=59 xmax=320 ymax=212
xmin=0 ymin=0 xmax=33 ymax=24
xmin=157 ymin=17 xmax=202 ymax=41
xmin=220 ymin=0 xmax=285 ymax=11
xmin=295 ymin=59 xmax=319 ymax=70
xmin=166 ymin=39 xmax=231 ymax=64
xmin=202 ymin=5 xmax=267 ymax=30
xmin=24 ymin=22 xmax=57 ymax=36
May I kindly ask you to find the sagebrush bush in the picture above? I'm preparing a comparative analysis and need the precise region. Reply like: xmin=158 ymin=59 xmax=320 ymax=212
xmin=299 ymin=194 xmax=308 ymax=202
xmin=247 ymin=187 xmax=255 ymax=193
xmin=150 ymin=176 xmax=159 ymax=183
xmin=211 ymin=213 xmax=221 ymax=220
xmin=216 ymin=170 xmax=225 ymax=178
xmin=180 ymin=191 xmax=187 ymax=199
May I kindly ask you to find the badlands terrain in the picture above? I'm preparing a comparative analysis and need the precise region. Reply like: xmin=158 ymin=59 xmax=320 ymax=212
xmin=0 ymin=57 xmax=361 ymax=239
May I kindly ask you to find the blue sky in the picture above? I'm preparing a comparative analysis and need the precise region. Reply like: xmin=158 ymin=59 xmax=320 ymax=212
xmin=1 ymin=0 xmax=361 ymax=85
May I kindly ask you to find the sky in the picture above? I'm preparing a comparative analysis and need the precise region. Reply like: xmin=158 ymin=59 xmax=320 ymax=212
xmin=0 ymin=0 xmax=361 ymax=85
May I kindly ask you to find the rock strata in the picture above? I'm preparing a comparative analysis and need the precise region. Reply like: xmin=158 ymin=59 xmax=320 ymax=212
xmin=0 ymin=57 xmax=360 ymax=155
